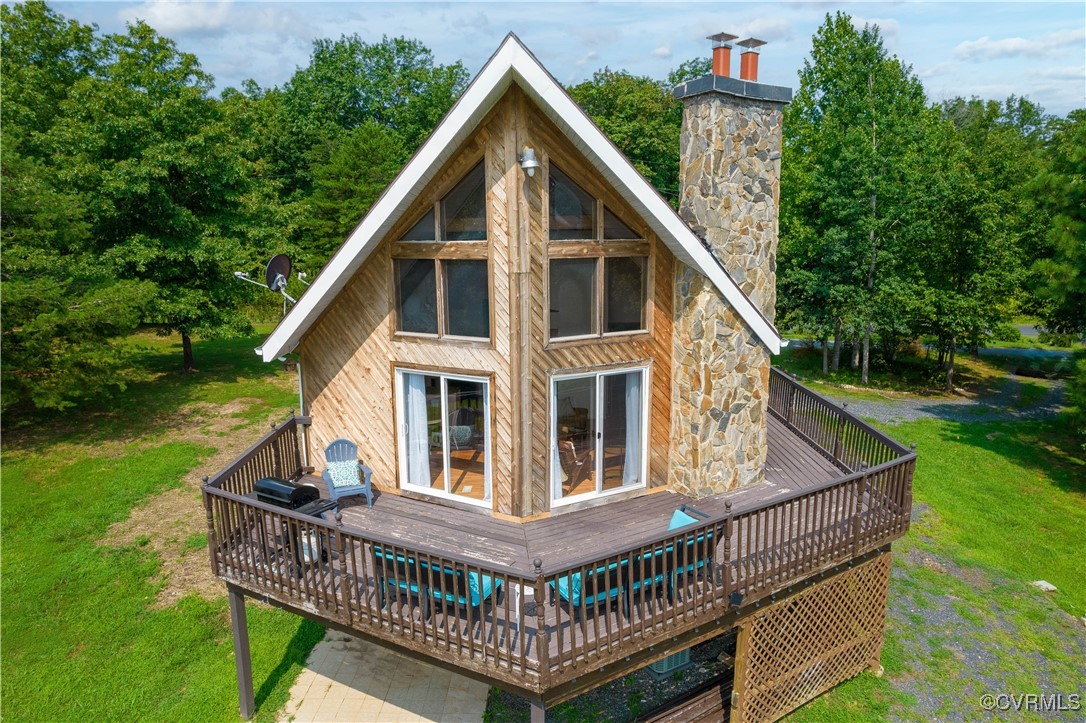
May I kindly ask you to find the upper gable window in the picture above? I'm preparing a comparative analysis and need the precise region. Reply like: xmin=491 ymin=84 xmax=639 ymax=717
xmin=546 ymin=162 xmax=649 ymax=343
xmin=400 ymin=162 xmax=487 ymax=243
xmin=549 ymin=166 xmax=596 ymax=240
xmin=394 ymin=161 xmax=490 ymax=342
xmin=549 ymin=165 xmax=642 ymax=242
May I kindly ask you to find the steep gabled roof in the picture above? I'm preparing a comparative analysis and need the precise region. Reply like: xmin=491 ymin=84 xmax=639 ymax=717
xmin=260 ymin=33 xmax=781 ymax=362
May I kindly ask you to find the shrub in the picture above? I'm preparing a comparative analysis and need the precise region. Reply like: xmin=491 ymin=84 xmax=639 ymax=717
xmin=989 ymin=323 xmax=1023 ymax=343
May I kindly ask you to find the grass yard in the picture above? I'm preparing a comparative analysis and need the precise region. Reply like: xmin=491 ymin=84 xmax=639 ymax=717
xmin=1 ymin=329 xmax=325 ymax=722
xmin=786 ymin=417 xmax=1086 ymax=722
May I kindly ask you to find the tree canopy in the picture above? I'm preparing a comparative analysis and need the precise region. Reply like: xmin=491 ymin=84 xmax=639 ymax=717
xmin=1 ymin=1 xmax=1080 ymax=417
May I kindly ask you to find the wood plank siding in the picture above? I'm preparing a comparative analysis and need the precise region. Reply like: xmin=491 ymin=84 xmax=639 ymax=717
xmin=298 ymin=86 xmax=674 ymax=517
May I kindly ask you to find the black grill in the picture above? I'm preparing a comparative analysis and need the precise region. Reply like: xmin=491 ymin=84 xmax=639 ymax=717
xmin=253 ymin=477 xmax=320 ymax=509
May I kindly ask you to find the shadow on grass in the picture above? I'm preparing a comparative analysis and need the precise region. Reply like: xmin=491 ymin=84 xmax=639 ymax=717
xmin=932 ymin=418 xmax=1085 ymax=497
xmin=254 ymin=618 xmax=326 ymax=714
xmin=3 ymin=329 xmax=294 ymax=453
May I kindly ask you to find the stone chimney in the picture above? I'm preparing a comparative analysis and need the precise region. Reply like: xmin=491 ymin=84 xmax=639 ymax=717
xmin=668 ymin=35 xmax=790 ymax=497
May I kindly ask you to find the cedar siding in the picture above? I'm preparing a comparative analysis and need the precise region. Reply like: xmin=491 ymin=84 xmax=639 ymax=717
xmin=299 ymin=87 xmax=675 ymax=517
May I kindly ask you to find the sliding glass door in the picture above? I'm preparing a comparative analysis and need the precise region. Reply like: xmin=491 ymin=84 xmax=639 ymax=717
xmin=552 ymin=367 xmax=647 ymax=504
xmin=397 ymin=369 xmax=490 ymax=506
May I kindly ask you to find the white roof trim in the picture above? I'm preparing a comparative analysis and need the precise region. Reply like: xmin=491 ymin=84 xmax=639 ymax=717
xmin=261 ymin=34 xmax=781 ymax=362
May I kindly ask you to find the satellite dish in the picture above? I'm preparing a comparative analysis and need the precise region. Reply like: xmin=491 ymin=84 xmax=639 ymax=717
xmin=265 ymin=254 xmax=292 ymax=293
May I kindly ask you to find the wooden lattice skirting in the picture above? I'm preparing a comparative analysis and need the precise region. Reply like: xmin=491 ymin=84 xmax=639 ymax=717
xmin=731 ymin=551 xmax=893 ymax=722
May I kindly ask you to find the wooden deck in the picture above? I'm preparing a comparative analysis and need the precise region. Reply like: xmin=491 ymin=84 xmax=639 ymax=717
xmin=204 ymin=369 xmax=915 ymax=702
xmin=328 ymin=414 xmax=841 ymax=575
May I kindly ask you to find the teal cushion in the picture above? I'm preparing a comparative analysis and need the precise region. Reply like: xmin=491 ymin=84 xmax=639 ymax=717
xmin=552 ymin=563 xmax=622 ymax=607
xmin=327 ymin=460 xmax=360 ymax=489
xmin=669 ymin=508 xmax=699 ymax=530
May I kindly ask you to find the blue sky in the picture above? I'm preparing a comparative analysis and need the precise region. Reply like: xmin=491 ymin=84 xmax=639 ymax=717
xmin=51 ymin=1 xmax=1086 ymax=115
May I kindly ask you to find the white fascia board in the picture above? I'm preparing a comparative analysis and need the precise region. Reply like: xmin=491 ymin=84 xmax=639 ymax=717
xmin=260 ymin=41 xmax=519 ymax=362
xmin=507 ymin=44 xmax=780 ymax=353
xmin=262 ymin=34 xmax=780 ymax=361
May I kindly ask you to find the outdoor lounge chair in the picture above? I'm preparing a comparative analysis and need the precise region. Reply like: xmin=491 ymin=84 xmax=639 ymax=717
xmin=624 ymin=505 xmax=715 ymax=611
xmin=321 ymin=438 xmax=373 ymax=508
xmin=550 ymin=560 xmax=627 ymax=621
xmin=372 ymin=545 xmax=500 ymax=620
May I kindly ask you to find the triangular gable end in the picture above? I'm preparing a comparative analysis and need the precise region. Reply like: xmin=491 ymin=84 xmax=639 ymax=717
xmin=260 ymin=33 xmax=781 ymax=362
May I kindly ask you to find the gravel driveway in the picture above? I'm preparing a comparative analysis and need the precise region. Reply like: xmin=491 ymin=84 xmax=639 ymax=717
xmin=819 ymin=377 xmax=1067 ymax=426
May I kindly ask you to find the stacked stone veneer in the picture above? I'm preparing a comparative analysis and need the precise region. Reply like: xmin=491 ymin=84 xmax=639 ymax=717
xmin=670 ymin=83 xmax=787 ymax=496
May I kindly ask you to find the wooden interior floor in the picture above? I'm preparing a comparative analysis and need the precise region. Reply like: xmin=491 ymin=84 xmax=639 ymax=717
xmin=318 ymin=415 xmax=842 ymax=574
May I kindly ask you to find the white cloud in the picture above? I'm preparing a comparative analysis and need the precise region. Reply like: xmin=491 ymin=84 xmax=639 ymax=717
xmin=850 ymin=16 xmax=900 ymax=44
xmin=690 ymin=16 xmax=793 ymax=44
xmin=122 ymin=1 xmax=233 ymax=36
xmin=954 ymin=28 xmax=1086 ymax=61
xmin=1038 ymin=66 xmax=1085 ymax=81
xmin=651 ymin=43 xmax=672 ymax=59
xmin=917 ymin=60 xmax=959 ymax=79
xmin=575 ymin=50 xmax=599 ymax=68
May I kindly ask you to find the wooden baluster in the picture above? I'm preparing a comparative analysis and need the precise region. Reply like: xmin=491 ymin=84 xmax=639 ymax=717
xmin=533 ymin=559 xmax=549 ymax=684
xmin=203 ymin=478 xmax=217 ymax=577
xmin=334 ymin=511 xmax=351 ymax=624
xmin=722 ymin=500 xmax=733 ymax=606
xmin=852 ymin=464 xmax=867 ymax=557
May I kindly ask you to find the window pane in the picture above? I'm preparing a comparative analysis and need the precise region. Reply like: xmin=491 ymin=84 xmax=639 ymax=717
xmin=441 ymin=163 xmax=487 ymax=241
xmin=603 ymin=207 xmax=639 ymax=240
xmin=549 ymin=258 xmax=597 ymax=338
xmin=554 ymin=376 xmax=597 ymax=499
xmin=549 ymin=165 xmax=596 ymax=240
xmin=395 ymin=259 xmax=438 ymax=334
xmin=445 ymin=378 xmax=487 ymax=500
xmin=604 ymin=256 xmax=646 ymax=333
xmin=443 ymin=260 xmax=490 ymax=339
xmin=403 ymin=373 xmax=445 ymax=492
xmin=601 ymin=371 xmax=643 ymax=491
xmin=400 ymin=209 xmax=436 ymax=242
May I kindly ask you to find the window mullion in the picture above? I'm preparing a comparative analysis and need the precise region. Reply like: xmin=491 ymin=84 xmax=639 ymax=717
xmin=596 ymin=256 xmax=605 ymax=337
xmin=595 ymin=373 xmax=604 ymax=494
xmin=435 ymin=259 xmax=445 ymax=338
xmin=440 ymin=376 xmax=451 ymax=494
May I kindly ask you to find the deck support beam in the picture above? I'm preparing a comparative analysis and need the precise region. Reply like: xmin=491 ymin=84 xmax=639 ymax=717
xmin=529 ymin=698 xmax=546 ymax=722
xmin=228 ymin=586 xmax=255 ymax=719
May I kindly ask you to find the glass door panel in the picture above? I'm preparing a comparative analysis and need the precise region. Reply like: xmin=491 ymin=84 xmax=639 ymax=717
xmin=403 ymin=373 xmax=445 ymax=492
xmin=554 ymin=376 xmax=597 ymax=499
xmin=601 ymin=371 xmax=642 ymax=491
xmin=445 ymin=378 xmax=487 ymax=501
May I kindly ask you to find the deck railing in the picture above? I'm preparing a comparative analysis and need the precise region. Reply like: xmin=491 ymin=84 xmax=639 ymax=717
xmin=203 ymin=414 xmax=544 ymax=689
xmin=204 ymin=378 xmax=914 ymax=694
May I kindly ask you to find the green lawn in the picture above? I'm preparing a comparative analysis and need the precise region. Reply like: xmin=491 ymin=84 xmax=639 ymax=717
xmin=0 ymin=329 xmax=324 ymax=722
xmin=786 ymin=417 xmax=1086 ymax=722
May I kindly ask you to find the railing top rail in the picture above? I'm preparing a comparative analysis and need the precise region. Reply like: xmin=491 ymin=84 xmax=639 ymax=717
xmin=205 ymin=414 xmax=300 ymax=489
xmin=203 ymin=484 xmax=534 ymax=579
xmin=544 ymin=451 xmax=915 ymax=576
xmin=770 ymin=368 xmax=913 ymax=456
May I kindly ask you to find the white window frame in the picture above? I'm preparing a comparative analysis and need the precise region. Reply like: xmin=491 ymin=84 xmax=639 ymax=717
xmin=394 ymin=368 xmax=492 ymax=508
xmin=549 ymin=365 xmax=650 ymax=508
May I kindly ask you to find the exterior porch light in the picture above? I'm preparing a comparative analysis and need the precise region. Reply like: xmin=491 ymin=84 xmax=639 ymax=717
xmin=519 ymin=146 xmax=540 ymax=176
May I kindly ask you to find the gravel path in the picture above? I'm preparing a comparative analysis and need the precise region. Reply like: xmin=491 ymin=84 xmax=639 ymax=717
xmin=885 ymin=503 xmax=1086 ymax=722
xmin=818 ymin=377 xmax=1067 ymax=426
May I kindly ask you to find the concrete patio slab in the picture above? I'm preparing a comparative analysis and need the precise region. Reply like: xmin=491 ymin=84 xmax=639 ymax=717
xmin=280 ymin=633 xmax=489 ymax=722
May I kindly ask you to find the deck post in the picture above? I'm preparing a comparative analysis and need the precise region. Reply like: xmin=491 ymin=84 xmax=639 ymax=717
xmin=530 ymin=698 xmax=546 ymax=722
xmin=228 ymin=586 xmax=255 ymax=719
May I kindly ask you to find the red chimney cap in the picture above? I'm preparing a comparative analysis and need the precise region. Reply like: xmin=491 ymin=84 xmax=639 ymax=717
xmin=737 ymin=37 xmax=766 ymax=51
xmin=707 ymin=32 xmax=738 ymax=47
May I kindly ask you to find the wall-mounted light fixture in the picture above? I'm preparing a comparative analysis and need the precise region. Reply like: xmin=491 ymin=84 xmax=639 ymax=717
xmin=519 ymin=146 xmax=540 ymax=177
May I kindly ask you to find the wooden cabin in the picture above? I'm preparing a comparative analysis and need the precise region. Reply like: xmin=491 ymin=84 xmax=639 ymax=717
xmin=206 ymin=34 xmax=915 ymax=722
